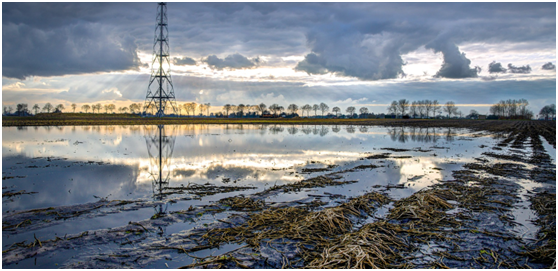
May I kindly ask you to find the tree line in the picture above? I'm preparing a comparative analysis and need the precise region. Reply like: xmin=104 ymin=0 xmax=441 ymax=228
xmin=3 ymin=99 xmax=553 ymax=120
xmin=386 ymin=99 xmax=464 ymax=118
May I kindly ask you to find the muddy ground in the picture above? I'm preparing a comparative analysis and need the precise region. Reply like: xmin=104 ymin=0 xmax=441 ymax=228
xmin=2 ymin=120 xmax=555 ymax=268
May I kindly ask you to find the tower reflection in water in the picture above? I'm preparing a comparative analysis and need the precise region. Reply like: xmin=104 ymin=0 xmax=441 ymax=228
xmin=144 ymin=125 xmax=176 ymax=216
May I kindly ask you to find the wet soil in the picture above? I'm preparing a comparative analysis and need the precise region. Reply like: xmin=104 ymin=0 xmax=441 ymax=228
xmin=2 ymin=121 xmax=555 ymax=268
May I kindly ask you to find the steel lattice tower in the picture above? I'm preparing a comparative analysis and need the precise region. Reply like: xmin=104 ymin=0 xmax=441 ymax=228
xmin=144 ymin=2 xmax=178 ymax=117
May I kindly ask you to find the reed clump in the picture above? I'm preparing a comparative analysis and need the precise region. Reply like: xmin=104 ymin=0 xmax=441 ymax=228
xmin=262 ymin=175 xmax=357 ymax=194
xmin=218 ymin=196 xmax=265 ymax=211
xmin=202 ymin=192 xmax=391 ymax=264
xmin=387 ymin=189 xmax=458 ymax=227
xmin=520 ymin=191 xmax=556 ymax=267
xmin=305 ymin=222 xmax=410 ymax=269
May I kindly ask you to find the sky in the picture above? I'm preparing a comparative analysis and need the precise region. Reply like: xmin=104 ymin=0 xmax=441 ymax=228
xmin=2 ymin=2 xmax=556 ymax=115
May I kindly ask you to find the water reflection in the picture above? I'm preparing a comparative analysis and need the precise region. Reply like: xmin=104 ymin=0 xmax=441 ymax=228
xmin=386 ymin=127 xmax=458 ymax=143
xmin=144 ymin=125 xmax=176 ymax=215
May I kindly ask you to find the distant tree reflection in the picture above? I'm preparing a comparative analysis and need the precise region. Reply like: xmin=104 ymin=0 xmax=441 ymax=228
xmin=332 ymin=125 xmax=341 ymax=133
xmin=287 ymin=125 xmax=298 ymax=135
xmin=386 ymin=127 xmax=450 ymax=143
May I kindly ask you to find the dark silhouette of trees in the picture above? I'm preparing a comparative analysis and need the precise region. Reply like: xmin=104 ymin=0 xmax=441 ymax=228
xmin=346 ymin=106 xmax=356 ymax=117
xmin=16 ymin=103 xmax=29 ymax=115
xmin=206 ymin=103 xmax=211 ymax=116
xmin=467 ymin=109 xmax=479 ymax=119
xmin=319 ymin=102 xmax=329 ymax=117
xmin=32 ymin=104 xmax=40 ymax=114
xmin=43 ymin=103 xmax=53 ymax=113
xmin=81 ymin=104 xmax=91 ymax=113
xmin=539 ymin=104 xmax=556 ymax=120
xmin=490 ymin=99 xmax=532 ymax=119
xmin=312 ymin=104 xmax=319 ymax=116
xmin=302 ymin=104 xmax=312 ymax=117
xmin=71 ymin=103 xmax=77 ymax=113
xmin=397 ymin=99 xmax=409 ymax=116
xmin=287 ymin=104 xmax=299 ymax=115
xmin=332 ymin=106 xmax=340 ymax=117
xmin=410 ymin=101 xmax=418 ymax=117
xmin=269 ymin=104 xmax=280 ymax=115
xmin=55 ymin=104 xmax=65 ymax=112
xmin=388 ymin=101 xmax=398 ymax=115
xmin=258 ymin=103 xmax=266 ymax=115
xmin=359 ymin=107 xmax=369 ymax=116
xmin=443 ymin=101 xmax=458 ymax=118
xmin=222 ymin=104 xmax=232 ymax=116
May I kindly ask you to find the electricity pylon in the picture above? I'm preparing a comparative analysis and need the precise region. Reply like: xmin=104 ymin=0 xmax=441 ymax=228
xmin=144 ymin=2 xmax=178 ymax=117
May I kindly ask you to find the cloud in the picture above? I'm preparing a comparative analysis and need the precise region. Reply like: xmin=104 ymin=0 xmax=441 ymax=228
xmin=294 ymin=29 xmax=406 ymax=80
xmin=507 ymin=63 xmax=532 ymax=74
xmin=3 ymin=19 xmax=142 ymax=79
xmin=173 ymin=57 xmax=197 ymax=66
xmin=541 ymin=62 xmax=556 ymax=70
xmin=203 ymin=53 xmax=258 ymax=70
xmin=334 ymin=97 xmax=368 ymax=105
xmin=3 ymin=3 xmax=555 ymax=81
xmin=488 ymin=61 xmax=506 ymax=73
xmin=294 ymin=53 xmax=328 ymax=75
xmin=425 ymin=41 xmax=480 ymax=78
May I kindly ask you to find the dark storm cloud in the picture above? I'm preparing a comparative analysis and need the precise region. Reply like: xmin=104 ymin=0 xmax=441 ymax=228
xmin=294 ymin=26 xmax=406 ymax=80
xmin=2 ymin=2 xmax=555 ymax=80
xmin=425 ymin=41 xmax=480 ymax=78
xmin=294 ymin=53 xmax=328 ymax=75
xmin=2 ymin=2 xmax=149 ymax=79
xmin=173 ymin=57 xmax=197 ymax=66
xmin=488 ymin=61 xmax=507 ymax=73
xmin=542 ymin=62 xmax=556 ymax=70
xmin=203 ymin=53 xmax=258 ymax=70
xmin=507 ymin=63 xmax=532 ymax=74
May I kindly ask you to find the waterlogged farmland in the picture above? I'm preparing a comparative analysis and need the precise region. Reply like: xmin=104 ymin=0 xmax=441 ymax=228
xmin=2 ymin=122 xmax=555 ymax=268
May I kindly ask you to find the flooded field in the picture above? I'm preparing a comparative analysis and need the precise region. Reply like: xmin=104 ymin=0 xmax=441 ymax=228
xmin=2 ymin=123 xmax=555 ymax=268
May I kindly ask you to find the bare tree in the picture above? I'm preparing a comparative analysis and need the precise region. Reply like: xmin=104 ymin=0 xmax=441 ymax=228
xmin=432 ymin=100 xmax=441 ymax=117
xmin=387 ymin=101 xmax=398 ymax=115
xmin=108 ymin=104 xmax=116 ymax=113
xmin=268 ymin=104 xmax=278 ymax=115
xmin=301 ymin=104 xmax=311 ymax=117
xmin=236 ymin=104 xmax=245 ymax=116
xmin=359 ymin=107 xmax=369 ymax=116
xmin=346 ymin=106 xmax=356 ymax=117
xmin=443 ymin=101 xmax=458 ymax=118
xmin=104 ymin=104 xmax=109 ymax=113
xmin=55 ymin=104 xmax=65 ymax=112
xmin=94 ymin=103 xmax=102 ymax=113
xmin=81 ymin=104 xmax=91 ymax=113
xmin=287 ymin=104 xmax=299 ymax=115
xmin=16 ymin=103 xmax=29 ymax=115
xmin=259 ymin=103 xmax=267 ymax=115
xmin=332 ymin=106 xmax=341 ymax=117
xmin=222 ymin=104 xmax=232 ymax=116
xmin=319 ymin=102 xmax=329 ymax=117
xmin=312 ymin=104 xmax=319 ymax=116
xmin=43 ymin=103 xmax=53 ymax=113
xmin=32 ymin=104 xmax=40 ymax=114
xmin=417 ymin=100 xmax=426 ymax=118
xmin=277 ymin=105 xmax=284 ymax=114
xmin=397 ymin=99 xmax=409 ymax=116
xmin=128 ymin=103 xmax=139 ymax=114
xmin=409 ymin=101 xmax=418 ymax=117
xmin=3 ymin=106 xmax=13 ymax=115
xmin=71 ymin=103 xmax=77 ymax=113
xmin=205 ymin=103 xmax=211 ymax=116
